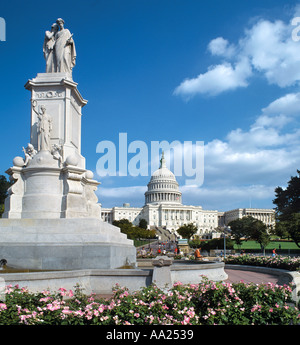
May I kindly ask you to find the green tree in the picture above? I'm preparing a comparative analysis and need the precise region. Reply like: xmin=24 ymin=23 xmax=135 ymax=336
xmin=112 ymin=219 xmax=132 ymax=227
xmin=177 ymin=223 xmax=198 ymax=240
xmin=138 ymin=218 xmax=148 ymax=230
xmin=248 ymin=219 xmax=270 ymax=255
xmin=275 ymin=213 xmax=300 ymax=247
xmin=199 ymin=238 xmax=234 ymax=252
xmin=229 ymin=216 xmax=270 ymax=254
xmin=112 ymin=218 xmax=155 ymax=240
xmin=273 ymin=170 xmax=300 ymax=248
xmin=0 ymin=174 xmax=11 ymax=218
xmin=228 ymin=218 xmax=249 ymax=248
xmin=113 ymin=219 xmax=135 ymax=238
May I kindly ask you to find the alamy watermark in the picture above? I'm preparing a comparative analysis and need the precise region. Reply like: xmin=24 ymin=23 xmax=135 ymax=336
xmin=96 ymin=133 xmax=204 ymax=186
xmin=0 ymin=17 xmax=6 ymax=41
xmin=291 ymin=17 xmax=300 ymax=41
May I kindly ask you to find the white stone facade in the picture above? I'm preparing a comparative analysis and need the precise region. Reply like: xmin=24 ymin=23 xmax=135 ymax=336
xmin=220 ymin=208 xmax=275 ymax=228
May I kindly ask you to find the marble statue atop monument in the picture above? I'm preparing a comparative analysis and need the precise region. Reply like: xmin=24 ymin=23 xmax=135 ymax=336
xmin=43 ymin=18 xmax=76 ymax=76
xmin=0 ymin=19 xmax=136 ymax=270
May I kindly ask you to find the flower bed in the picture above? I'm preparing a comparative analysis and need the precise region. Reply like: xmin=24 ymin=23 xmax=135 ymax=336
xmin=225 ymin=254 xmax=300 ymax=271
xmin=0 ymin=280 xmax=299 ymax=325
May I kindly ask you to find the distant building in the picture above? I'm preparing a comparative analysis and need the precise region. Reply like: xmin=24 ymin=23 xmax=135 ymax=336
xmin=219 ymin=208 xmax=275 ymax=228
xmin=101 ymin=153 xmax=275 ymax=238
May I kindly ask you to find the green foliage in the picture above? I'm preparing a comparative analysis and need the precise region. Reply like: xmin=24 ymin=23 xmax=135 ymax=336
xmin=229 ymin=217 xmax=252 ymax=245
xmin=0 ymin=175 xmax=11 ymax=204
xmin=113 ymin=219 xmax=155 ymax=240
xmin=177 ymin=223 xmax=198 ymax=240
xmin=0 ymin=174 xmax=12 ymax=217
xmin=0 ymin=204 xmax=4 ymax=218
xmin=274 ymin=169 xmax=300 ymax=218
xmin=188 ymin=239 xmax=203 ymax=248
xmin=0 ymin=280 xmax=298 ymax=325
xmin=198 ymin=238 xmax=234 ymax=251
xmin=276 ymin=213 xmax=300 ymax=249
xmin=273 ymin=170 xmax=300 ymax=248
xmin=225 ymin=254 xmax=300 ymax=271
xmin=138 ymin=218 xmax=148 ymax=229
xmin=229 ymin=216 xmax=270 ymax=253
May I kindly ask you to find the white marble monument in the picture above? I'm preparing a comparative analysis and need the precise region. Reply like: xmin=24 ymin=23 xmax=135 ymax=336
xmin=0 ymin=19 xmax=136 ymax=270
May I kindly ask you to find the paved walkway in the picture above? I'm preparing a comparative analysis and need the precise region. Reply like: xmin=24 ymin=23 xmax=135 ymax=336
xmin=225 ymin=269 xmax=278 ymax=284
xmin=96 ymin=269 xmax=279 ymax=299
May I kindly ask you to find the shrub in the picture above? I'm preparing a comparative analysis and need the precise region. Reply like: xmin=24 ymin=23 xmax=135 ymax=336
xmin=225 ymin=254 xmax=300 ymax=271
xmin=0 ymin=280 xmax=299 ymax=325
xmin=199 ymin=238 xmax=234 ymax=252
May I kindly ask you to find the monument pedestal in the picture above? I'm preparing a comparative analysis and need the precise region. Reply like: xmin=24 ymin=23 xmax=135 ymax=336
xmin=0 ymin=218 xmax=136 ymax=270
xmin=0 ymin=72 xmax=136 ymax=270
xmin=25 ymin=72 xmax=87 ymax=169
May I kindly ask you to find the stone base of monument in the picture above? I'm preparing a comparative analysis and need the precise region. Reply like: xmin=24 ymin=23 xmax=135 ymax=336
xmin=0 ymin=71 xmax=137 ymax=271
xmin=0 ymin=218 xmax=136 ymax=270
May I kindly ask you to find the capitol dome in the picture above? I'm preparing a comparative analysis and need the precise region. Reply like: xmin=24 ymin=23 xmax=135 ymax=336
xmin=145 ymin=152 xmax=182 ymax=205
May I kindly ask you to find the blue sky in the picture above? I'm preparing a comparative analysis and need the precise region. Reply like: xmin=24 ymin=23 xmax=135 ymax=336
xmin=1 ymin=0 xmax=300 ymax=211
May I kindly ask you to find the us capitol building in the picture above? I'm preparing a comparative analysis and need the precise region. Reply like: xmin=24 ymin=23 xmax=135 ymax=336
xmin=101 ymin=153 xmax=275 ymax=238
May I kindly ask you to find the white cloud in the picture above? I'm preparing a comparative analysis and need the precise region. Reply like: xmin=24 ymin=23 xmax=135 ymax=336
xmin=99 ymin=75 xmax=300 ymax=210
xmin=241 ymin=19 xmax=300 ymax=87
xmin=174 ymin=11 xmax=300 ymax=98
xmin=253 ymin=114 xmax=291 ymax=129
xmin=98 ymin=90 xmax=300 ymax=209
xmin=208 ymin=37 xmax=236 ymax=58
xmin=262 ymin=92 xmax=300 ymax=116
xmin=180 ymin=185 xmax=275 ymax=211
xmin=200 ymin=90 xmax=300 ymax=194
xmin=97 ymin=186 xmax=146 ymax=208
xmin=98 ymin=185 xmax=147 ymax=199
xmin=173 ymin=57 xmax=251 ymax=97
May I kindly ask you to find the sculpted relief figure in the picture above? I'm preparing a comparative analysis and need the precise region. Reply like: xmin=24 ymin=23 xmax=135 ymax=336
xmin=23 ymin=143 xmax=37 ymax=166
xmin=43 ymin=18 xmax=76 ymax=75
xmin=51 ymin=143 xmax=63 ymax=166
xmin=32 ymin=100 xmax=53 ymax=151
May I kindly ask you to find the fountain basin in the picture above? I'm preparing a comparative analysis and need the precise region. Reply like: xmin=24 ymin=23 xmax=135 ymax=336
xmin=171 ymin=261 xmax=228 ymax=284
xmin=0 ymin=269 xmax=153 ymax=295
xmin=0 ymin=259 xmax=228 ymax=295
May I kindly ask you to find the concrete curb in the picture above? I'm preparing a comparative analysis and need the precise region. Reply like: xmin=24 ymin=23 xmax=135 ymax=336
xmin=225 ymin=264 xmax=288 ymax=276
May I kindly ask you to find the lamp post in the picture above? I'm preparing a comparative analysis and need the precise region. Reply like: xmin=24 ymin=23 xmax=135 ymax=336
xmin=223 ymin=230 xmax=226 ymax=259
xmin=223 ymin=226 xmax=231 ymax=259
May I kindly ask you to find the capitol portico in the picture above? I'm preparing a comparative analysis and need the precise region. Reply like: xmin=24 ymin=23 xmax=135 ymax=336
xmin=101 ymin=153 xmax=275 ymax=238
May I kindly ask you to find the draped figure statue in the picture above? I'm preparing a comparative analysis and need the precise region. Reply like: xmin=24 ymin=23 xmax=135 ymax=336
xmin=43 ymin=23 xmax=59 ymax=73
xmin=55 ymin=18 xmax=76 ymax=74
xmin=32 ymin=101 xmax=53 ymax=152
xmin=43 ymin=18 xmax=76 ymax=76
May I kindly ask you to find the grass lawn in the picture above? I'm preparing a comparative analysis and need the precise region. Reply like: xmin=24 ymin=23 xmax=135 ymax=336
xmin=134 ymin=239 xmax=157 ymax=247
xmin=233 ymin=240 xmax=300 ymax=250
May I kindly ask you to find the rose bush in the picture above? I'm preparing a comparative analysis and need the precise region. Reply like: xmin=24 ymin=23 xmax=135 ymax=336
xmin=225 ymin=254 xmax=300 ymax=271
xmin=0 ymin=279 xmax=299 ymax=325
